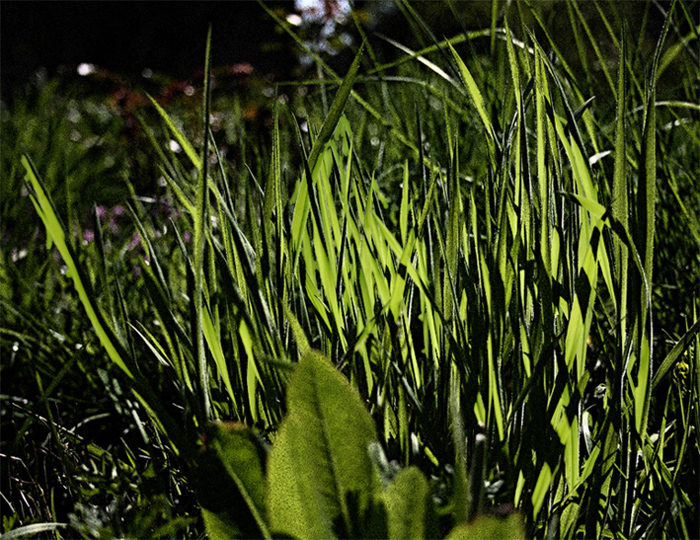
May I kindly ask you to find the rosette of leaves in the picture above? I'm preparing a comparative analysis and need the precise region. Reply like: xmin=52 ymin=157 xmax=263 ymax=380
xmin=196 ymin=351 xmax=526 ymax=539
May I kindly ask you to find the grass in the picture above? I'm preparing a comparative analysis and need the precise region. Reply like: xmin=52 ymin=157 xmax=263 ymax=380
xmin=2 ymin=1 xmax=699 ymax=538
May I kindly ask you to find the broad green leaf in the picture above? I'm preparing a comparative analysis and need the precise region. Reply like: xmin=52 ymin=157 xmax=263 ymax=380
xmin=267 ymin=351 xmax=379 ymax=539
xmin=382 ymin=466 xmax=431 ymax=540
xmin=197 ymin=422 xmax=270 ymax=540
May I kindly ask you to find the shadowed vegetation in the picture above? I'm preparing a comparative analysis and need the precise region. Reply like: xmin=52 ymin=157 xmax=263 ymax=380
xmin=2 ymin=1 xmax=698 ymax=538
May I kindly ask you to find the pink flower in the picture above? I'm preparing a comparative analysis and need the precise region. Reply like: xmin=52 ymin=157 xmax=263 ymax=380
xmin=127 ymin=233 xmax=141 ymax=251
xmin=95 ymin=206 xmax=107 ymax=221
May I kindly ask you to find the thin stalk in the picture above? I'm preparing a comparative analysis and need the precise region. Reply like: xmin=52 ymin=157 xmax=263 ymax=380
xmin=194 ymin=27 xmax=213 ymax=421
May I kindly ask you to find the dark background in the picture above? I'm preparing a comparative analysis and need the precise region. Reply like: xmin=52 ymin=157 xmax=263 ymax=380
xmin=1 ymin=1 xmax=689 ymax=102
xmin=1 ymin=1 xmax=299 ymax=99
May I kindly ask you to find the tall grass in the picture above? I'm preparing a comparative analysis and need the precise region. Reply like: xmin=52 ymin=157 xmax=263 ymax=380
xmin=3 ymin=1 xmax=699 ymax=538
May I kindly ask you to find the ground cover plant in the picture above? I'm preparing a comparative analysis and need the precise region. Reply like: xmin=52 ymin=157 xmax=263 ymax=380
xmin=2 ymin=1 xmax=699 ymax=538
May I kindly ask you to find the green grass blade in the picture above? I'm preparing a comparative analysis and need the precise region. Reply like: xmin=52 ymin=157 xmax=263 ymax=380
xmin=147 ymin=97 xmax=201 ymax=171
xmin=307 ymin=42 xmax=364 ymax=174
xmin=568 ymin=0 xmax=616 ymax=96
xmin=632 ymin=0 xmax=676 ymax=437
xmin=22 ymin=155 xmax=133 ymax=379
xmin=533 ymin=40 xmax=552 ymax=277
xmin=0 ymin=523 xmax=69 ymax=540
xmin=447 ymin=41 xmax=496 ymax=168
xmin=202 ymin=305 xmax=238 ymax=413
xmin=612 ymin=28 xmax=629 ymax=331
xmin=194 ymin=27 xmax=214 ymax=420
xmin=651 ymin=317 xmax=700 ymax=391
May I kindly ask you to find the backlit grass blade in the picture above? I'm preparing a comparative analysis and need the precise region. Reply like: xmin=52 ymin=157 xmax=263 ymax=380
xmin=377 ymin=34 xmax=456 ymax=89
xmin=630 ymin=3 xmax=676 ymax=441
xmin=399 ymin=161 xmax=410 ymax=245
xmin=202 ymin=304 xmax=238 ymax=414
xmin=147 ymin=97 xmax=201 ymax=171
xmin=260 ymin=0 xmax=439 ymax=173
xmin=307 ymin=42 xmax=364 ymax=174
xmin=447 ymin=41 xmax=496 ymax=168
xmin=0 ymin=523 xmax=69 ymax=540
xmin=22 ymin=154 xmax=191 ymax=457
xmin=443 ymin=148 xmax=461 ymax=321
xmin=194 ymin=27 xmax=214 ymax=421
xmin=533 ymin=40 xmax=551 ymax=277
xmin=525 ymin=5 xmax=577 ymax=88
xmin=22 ymin=155 xmax=133 ymax=379
xmin=667 ymin=169 xmax=700 ymax=247
xmin=262 ymin=92 xmax=282 ymax=287
xmin=131 ymin=321 xmax=177 ymax=373
xmin=651 ymin=317 xmax=700 ymax=391
xmin=532 ymin=462 xmax=552 ymax=518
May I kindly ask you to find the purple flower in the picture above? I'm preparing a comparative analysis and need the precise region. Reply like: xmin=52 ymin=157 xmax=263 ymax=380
xmin=127 ymin=233 xmax=141 ymax=251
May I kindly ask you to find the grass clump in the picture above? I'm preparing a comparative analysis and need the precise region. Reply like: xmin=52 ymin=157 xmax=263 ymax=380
xmin=2 ymin=1 xmax=699 ymax=538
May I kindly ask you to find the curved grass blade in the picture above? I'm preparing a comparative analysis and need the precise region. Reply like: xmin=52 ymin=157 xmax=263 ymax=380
xmin=0 ymin=522 xmax=69 ymax=540
xmin=22 ymin=154 xmax=190 ymax=457
xmin=307 ymin=41 xmax=365 ymax=174
xmin=447 ymin=41 xmax=496 ymax=168
xmin=651 ymin=317 xmax=700 ymax=391
xmin=22 ymin=155 xmax=134 ymax=379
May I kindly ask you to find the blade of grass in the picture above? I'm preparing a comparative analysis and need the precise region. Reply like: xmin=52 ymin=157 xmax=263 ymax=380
xmin=307 ymin=43 xmax=364 ymax=174
xmin=22 ymin=155 xmax=134 ymax=379
xmin=194 ymin=27 xmax=214 ymax=421
xmin=447 ymin=41 xmax=497 ymax=170
xmin=612 ymin=28 xmax=628 ymax=337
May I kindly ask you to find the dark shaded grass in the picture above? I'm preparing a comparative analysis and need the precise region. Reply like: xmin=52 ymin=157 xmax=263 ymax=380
xmin=2 ymin=1 xmax=699 ymax=538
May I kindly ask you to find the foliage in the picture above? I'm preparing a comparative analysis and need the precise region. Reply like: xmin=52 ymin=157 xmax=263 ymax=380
xmin=199 ymin=351 xmax=525 ymax=539
xmin=2 ymin=1 xmax=699 ymax=538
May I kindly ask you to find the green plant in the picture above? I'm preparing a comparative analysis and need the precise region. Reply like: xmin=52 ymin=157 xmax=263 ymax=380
xmin=198 ymin=351 xmax=526 ymax=539
xmin=3 ymin=1 xmax=699 ymax=538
